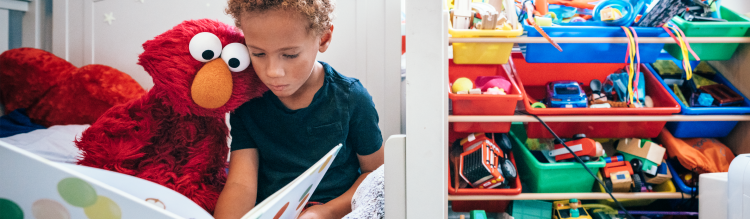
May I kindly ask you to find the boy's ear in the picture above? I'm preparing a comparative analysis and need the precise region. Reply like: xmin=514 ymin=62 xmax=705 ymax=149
xmin=318 ymin=25 xmax=334 ymax=53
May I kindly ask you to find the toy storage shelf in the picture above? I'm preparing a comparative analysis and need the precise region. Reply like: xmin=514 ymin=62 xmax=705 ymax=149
xmin=404 ymin=3 xmax=750 ymax=218
xmin=448 ymin=37 xmax=750 ymax=44
xmin=448 ymin=192 xmax=691 ymax=201
xmin=449 ymin=114 xmax=750 ymax=122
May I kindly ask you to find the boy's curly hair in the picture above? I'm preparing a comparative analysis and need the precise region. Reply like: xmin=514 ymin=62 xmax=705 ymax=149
xmin=226 ymin=0 xmax=335 ymax=35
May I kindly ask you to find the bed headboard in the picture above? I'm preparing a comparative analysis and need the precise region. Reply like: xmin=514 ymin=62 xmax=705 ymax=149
xmin=52 ymin=0 xmax=402 ymax=139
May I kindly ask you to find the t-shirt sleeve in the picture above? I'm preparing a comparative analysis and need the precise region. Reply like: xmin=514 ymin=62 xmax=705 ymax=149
xmin=229 ymin=110 xmax=257 ymax=151
xmin=347 ymin=81 xmax=383 ymax=156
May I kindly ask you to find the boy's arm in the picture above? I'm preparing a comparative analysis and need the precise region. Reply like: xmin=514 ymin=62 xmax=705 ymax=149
xmin=300 ymin=144 xmax=385 ymax=219
xmin=214 ymin=148 xmax=259 ymax=219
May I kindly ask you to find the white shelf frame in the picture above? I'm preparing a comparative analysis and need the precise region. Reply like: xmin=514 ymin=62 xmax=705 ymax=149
xmin=405 ymin=2 xmax=750 ymax=218
xmin=449 ymin=36 xmax=750 ymax=44
xmin=449 ymin=192 xmax=694 ymax=201
xmin=449 ymin=114 xmax=750 ymax=122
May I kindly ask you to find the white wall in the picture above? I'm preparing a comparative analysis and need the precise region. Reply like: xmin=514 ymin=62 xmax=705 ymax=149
xmin=51 ymin=0 xmax=402 ymax=140
xmin=723 ymin=0 xmax=750 ymax=15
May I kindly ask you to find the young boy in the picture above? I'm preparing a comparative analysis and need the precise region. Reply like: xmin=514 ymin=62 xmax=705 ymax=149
xmin=215 ymin=1 xmax=385 ymax=219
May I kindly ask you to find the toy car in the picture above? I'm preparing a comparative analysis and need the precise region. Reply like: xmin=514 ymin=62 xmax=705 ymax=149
xmin=546 ymin=80 xmax=588 ymax=108
xmin=601 ymin=155 xmax=642 ymax=193
xmin=548 ymin=134 xmax=603 ymax=162
xmin=458 ymin=133 xmax=517 ymax=189
xmin=553 ymin=199 xmax=592 ymax=219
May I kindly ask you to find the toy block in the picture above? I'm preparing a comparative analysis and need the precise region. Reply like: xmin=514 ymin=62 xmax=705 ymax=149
xmin=617 ymin=138 xmax=666 ymax=164
xmin=610 ymin=170 xmax=633 ymax=192
xmin=646 ymin=161 xmax=673 ymax=184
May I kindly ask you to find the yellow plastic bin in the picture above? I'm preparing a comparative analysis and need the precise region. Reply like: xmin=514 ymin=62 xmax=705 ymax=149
xmin=593 ymin=171 xmax=676 ymax=207
xmin=448 ymin=19 xmax=523 ymax=64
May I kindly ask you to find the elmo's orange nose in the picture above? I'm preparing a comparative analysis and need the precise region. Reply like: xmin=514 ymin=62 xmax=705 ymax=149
xmin=191 ymin=59 xmax=233 ymax=109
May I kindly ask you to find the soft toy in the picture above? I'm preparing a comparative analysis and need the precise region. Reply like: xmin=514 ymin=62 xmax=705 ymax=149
xmin=75 ymin=19 xmax=267 ymax=213
xmin=0 ymin=48 xmax=145 ymax=126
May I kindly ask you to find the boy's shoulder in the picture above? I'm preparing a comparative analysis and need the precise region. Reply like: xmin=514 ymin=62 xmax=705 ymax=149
xmin=320 ymin=62 xmax=369 ymax=96
xmin=321 ymin=61 xmax=358 ymax=86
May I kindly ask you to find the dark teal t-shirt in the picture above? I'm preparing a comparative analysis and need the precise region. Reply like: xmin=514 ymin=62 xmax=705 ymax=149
xmin=229 ymin=61 xmax=383 ymax=204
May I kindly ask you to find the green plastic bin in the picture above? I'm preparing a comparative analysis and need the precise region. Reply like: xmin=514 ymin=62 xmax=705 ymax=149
xmin=665 ymin=6 xmax=750 ymax=61
xmin=509 ymin=131 xmax=606 ymax=193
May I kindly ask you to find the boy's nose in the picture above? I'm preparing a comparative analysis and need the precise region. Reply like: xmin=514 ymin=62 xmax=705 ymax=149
xmin=266 ymin=58 xmax=285 ymax=78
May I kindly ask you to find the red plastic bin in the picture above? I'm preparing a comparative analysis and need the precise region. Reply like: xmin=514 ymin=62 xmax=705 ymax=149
xmin=449 ymin=59 xmax=524 ymax=133
xmin=448 ymin=152 xmax=522 ymax=212
xmin=510 ymin=53 xmax=681 ymax=138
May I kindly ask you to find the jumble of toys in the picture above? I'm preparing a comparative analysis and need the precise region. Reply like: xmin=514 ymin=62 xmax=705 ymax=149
xmin=526 ymin=135 xmax=671 ymax=193
xmin=451 ymin=76 xmax=511 ymax=95
xmin=449 ymin=0 xmax=726 ymax=31
xmin=652 ymin=60 xmax=744 ymax=108
xmin=450 ymin=133 xmax=518 ymax=189
xmin=525 ymin=69 xmax=654 ymax=109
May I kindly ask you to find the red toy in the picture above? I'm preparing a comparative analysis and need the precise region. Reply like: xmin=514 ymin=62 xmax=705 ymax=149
xmin=0 ymin=48 xmax=146 ymax=126
xmin=548 ymin=134 xmax=604 ymax=162
xmin=458 ymin=133 xmax=517 ymax=189
xmin=75 ymin=19 xmax=267 ymax=213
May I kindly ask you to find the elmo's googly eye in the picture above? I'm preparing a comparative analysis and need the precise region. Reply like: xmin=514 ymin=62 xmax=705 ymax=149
xmin=189 ymin=32 xmax=222 ymax=62
xmin=221 ymin=43 xmax=250 ymax=72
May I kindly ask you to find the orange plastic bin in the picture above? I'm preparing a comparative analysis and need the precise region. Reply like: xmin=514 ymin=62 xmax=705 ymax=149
xmin=510 ymin=53 xmax=681 ymax=138
xmin=449 ymin=59 xmax=524 ymax=133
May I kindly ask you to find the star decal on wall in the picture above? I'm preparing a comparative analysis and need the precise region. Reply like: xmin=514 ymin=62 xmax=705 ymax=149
xmin=104 ymin=12 xmax=116 ymax=25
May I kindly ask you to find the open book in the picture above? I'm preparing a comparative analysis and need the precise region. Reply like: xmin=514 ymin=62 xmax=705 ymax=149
xmin=242 ymin=144 xmax=343 ymax=219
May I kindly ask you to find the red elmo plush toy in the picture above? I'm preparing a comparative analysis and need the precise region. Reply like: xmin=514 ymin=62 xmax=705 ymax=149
xmin=0 ymin=48 xmax=146 ymax=126
xmin=75 ymin=19 xmax=267 ymax=213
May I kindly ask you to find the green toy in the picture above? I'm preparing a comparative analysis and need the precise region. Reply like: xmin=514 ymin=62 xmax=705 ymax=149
xmin=511 ymin=200 xmax=552 ymax=219
xmin=470 ymin=210 xmax=488 ymax=219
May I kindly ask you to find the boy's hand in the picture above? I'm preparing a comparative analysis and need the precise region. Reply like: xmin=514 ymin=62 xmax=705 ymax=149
xmin=298 ymin=205 xmax=336 ymax=219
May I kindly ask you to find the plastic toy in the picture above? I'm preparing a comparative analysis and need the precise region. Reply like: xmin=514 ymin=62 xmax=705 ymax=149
xmin=616 ymin=138 xmax=665 ymax=175
xmin=470 ymin=210 xmax=488 ymax=219
xmin=476 ymin=76 xmax=511 ymax=92
xmin=546 ymin=80 xmax=587 ymax=108
xmin=452 ymin=77 xmax=474 ymax=93
xmin=700 ymin=84 xmax=743 ymax=106
xmin=600 ymin=156 xmax=640 ymax=192
xmin=645 ymin=161 xmax=672 ymax=184
xmin=548 ymin=134 xmax=604 ymax=162
xmin=511 ymin=200 xmax=553 ymax=219
xmin=553 ymin=199 xmax=592 ymax=219
xmin=697 ymin=93 xmax=715 ymax=106
xmin=458 ymin=133 xmax=517 ymax=189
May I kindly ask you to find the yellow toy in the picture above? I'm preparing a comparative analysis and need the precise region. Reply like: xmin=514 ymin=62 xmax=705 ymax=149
xmin=553 ymin=199 xmax=592 ymax=219
xmin=600 ymin=7 xmax=623 ymax=21
xmin=452 ymin=77 xmax=474 ymax=93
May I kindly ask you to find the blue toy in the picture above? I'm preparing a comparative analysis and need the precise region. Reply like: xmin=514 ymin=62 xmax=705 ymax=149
xmin=546 ymin=80 xmax=588 ymax=108
xmin=603 ymin=72 xmax=646 ymax=103
xmin=698 ymin=93 xmax=715 ymax=106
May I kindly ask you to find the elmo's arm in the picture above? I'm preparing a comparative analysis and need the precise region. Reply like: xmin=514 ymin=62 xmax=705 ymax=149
xmin=75 ymin=101 xmax=153 ymax=176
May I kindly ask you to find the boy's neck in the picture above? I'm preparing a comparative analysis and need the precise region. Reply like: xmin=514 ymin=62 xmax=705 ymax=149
xmin=277 ymin=61 xmax=325 ymax=111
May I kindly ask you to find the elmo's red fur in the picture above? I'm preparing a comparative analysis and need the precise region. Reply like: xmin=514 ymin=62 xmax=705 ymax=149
xmin=0 ymin=48 xmax=145 ymax=126
xmin=75 ymin=19 xmax=267 ymax=213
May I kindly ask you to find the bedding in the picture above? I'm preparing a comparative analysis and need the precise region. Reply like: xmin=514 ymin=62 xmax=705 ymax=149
xmin=0 ymin=109 xmax=45 ymax=138
xmin=0 ymin=124 xmax=89 ymax=163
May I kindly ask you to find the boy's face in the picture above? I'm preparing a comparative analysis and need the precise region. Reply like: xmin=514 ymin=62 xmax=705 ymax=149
xmin=239 ymin=9 xmax=332 ymax=98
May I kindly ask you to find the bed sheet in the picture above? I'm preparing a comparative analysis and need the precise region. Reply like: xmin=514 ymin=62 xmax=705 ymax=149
xmin=0 ymin=124 xmax=88 ymax=163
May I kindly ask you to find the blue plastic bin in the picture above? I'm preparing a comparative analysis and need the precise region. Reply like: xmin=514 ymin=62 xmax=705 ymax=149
xmin=666 ymin=160 xmax=696 ymax=194
xmin=522 ymin=25 xmax=669 ymax=63
xmin=648 ymin=64 xmax=750 ymax=138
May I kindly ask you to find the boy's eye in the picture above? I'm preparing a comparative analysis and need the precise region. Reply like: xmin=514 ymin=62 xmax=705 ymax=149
xmin=252 ymin=53 xmax=266 ymax=57
xmin=283 ymin=54 xmax=299 ymax=59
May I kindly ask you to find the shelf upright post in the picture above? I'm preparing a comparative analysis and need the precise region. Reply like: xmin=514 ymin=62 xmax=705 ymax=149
xmin=405 ymin=0 xmax=449 ymax=218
